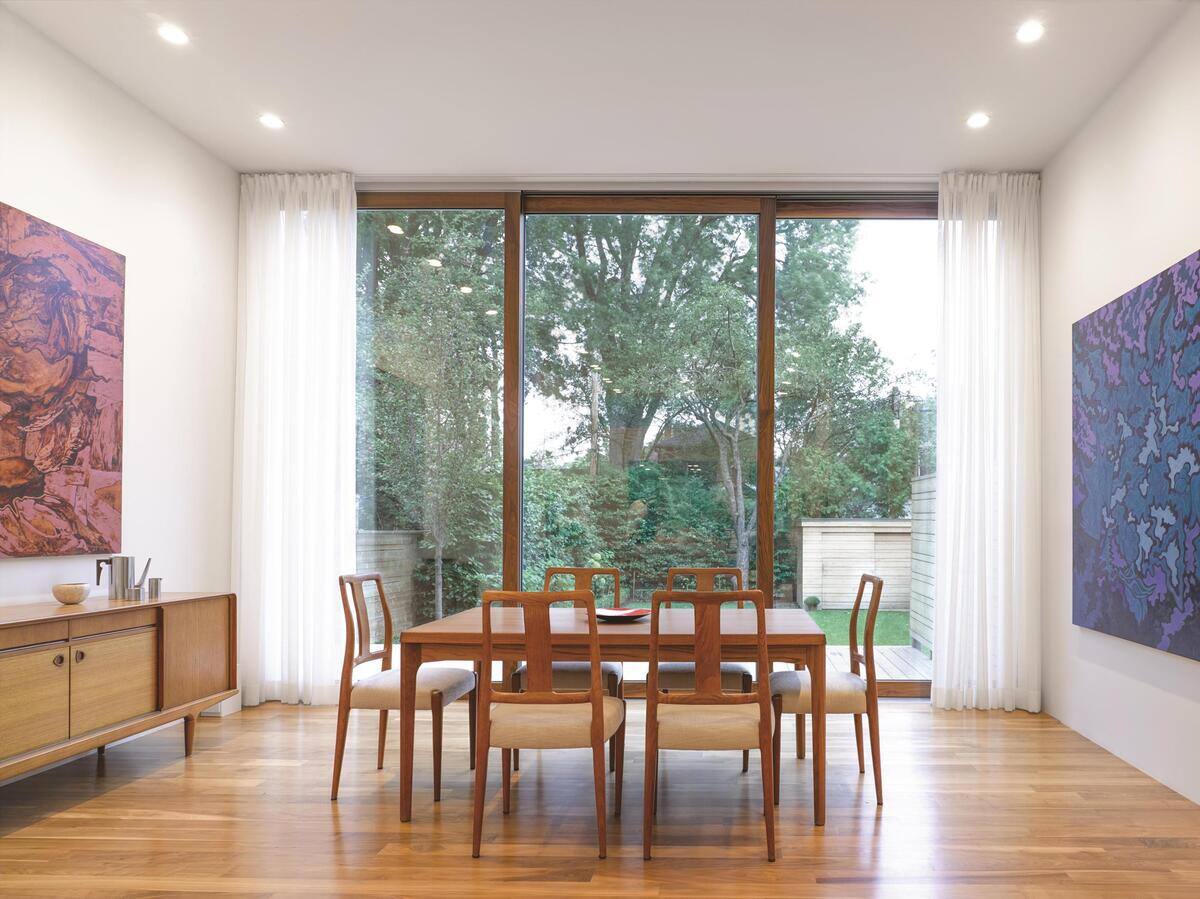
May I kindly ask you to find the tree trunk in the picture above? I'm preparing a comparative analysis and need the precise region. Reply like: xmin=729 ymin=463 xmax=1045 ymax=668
xmin=589 ymin=370 xmax=601 ymax=479
xmin=433 ymin=541 xmax=444 ymax=620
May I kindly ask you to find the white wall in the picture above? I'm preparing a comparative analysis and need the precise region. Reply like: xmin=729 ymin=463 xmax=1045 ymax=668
xmin=1041 ymin=6 xmax=1200 ymax=803
xmin=0 ymin=8 xmax=238 ymax=604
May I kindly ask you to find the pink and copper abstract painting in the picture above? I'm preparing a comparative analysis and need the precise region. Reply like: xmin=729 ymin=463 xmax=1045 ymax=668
xmin=0 ymin=201 xmax=124 ymax=557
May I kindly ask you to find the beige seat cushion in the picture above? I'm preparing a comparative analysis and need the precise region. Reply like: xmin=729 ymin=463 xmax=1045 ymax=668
xmin=769 ymin=668 xmax=867 ymax=715
xmin=656 ymin=702 xmax=771 ymax=751
xmin=350 ymin=665 xmax=475 ymax=711
xmin=656 ymin=661 xmax=755 ymax=691
xmin=513 ymin=660 xmax=623 ymax=692
xmin=489 ymin=695 xmax=624 ymax=749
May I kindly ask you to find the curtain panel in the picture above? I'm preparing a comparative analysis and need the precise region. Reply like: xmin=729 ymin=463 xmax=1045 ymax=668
xmin=933 ymin=172 xmax=1042 ymax=713
xmin=234 ymin=172 xmax=356 ymax=706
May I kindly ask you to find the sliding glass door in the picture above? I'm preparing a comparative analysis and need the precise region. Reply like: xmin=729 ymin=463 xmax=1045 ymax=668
xmin=522 ymin=212 xmax=759 ymax=605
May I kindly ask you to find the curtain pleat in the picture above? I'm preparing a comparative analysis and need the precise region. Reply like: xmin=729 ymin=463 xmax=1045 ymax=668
xmin=933 ymin=172 xmax=1042 ymax=712
xmin=234 ymin=173 xmax=356 ymax=706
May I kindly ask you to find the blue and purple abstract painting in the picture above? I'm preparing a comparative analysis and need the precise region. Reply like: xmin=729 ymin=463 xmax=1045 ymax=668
xmin=1073 ymin=250 xmax=1200 ymax=661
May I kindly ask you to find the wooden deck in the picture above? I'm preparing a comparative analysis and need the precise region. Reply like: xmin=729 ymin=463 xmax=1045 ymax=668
xmin=827 ymin=644 xmax=932 ymax=681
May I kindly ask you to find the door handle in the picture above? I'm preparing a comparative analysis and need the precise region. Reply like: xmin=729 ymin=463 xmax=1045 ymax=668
xmin=53 ymin=654 xmax=65 ymax=667
xmin=74 ymin=649 xmax=86 ymax=663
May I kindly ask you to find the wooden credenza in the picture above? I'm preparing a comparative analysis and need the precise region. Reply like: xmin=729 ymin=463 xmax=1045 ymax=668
xmin=0 ymin=592 xmax=237 ymax=781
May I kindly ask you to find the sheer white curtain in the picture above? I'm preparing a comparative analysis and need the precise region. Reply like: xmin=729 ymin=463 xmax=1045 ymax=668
xmin=234 ymin=173 xmax=356 ymax=706
xmin=933 ymin=172 xmax=1041 ymax=712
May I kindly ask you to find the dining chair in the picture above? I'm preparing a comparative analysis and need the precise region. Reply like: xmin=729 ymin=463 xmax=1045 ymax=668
xmin=473 ymin=589 xmax=626 ymax=859
xmin=771 ymin=574 xmax=883 ymax=805
xmin=659 ymin=567 xmax=756 ymax=771
xmin=644 ymin=588 xmax=775 ymax=861
xmin=510 ymin=567 xmax=624 ymax=773
xmin=331 ymin=573 xmax=477 ymax=802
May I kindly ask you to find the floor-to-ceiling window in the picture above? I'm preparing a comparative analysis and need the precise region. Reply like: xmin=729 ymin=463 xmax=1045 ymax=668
xmin=356 ymin=207 xmax=505 ymax=630
xmin=521 ymin=212 xmax=759 ymax=605
xmin=774 ymin=215 xmax=937 ymax=682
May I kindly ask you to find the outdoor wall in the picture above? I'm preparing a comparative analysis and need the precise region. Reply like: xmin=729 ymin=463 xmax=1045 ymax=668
xmin=1041 ymin=6 xmax=1200 ymax=803
xmin=793 ymin=519 xmax=911 ymax=610
xmin=909 ymin=475 xmax=935 ymax=654
xmin=0 ymin=9 xmax=239 ymax=605
xmin=356 ymin=530 xmax=422 ymax=635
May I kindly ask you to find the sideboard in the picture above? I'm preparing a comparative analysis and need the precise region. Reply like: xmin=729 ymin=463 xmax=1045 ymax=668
xmin=0 ymin=592 xmax=237 ymax=781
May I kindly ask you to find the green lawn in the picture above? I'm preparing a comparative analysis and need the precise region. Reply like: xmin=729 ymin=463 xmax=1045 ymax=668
xmin=807 ymin=610 xmax=910 ymax=646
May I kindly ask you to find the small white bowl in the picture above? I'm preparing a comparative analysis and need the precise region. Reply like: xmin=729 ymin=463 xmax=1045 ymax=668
xmin=52 ymin=583 xmax=89 ymax=604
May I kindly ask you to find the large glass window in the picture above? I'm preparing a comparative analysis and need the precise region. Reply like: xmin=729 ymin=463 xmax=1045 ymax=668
xmin=356 ymin=209 xmax=504 ymax=628
xmin=523 ymin=214 xmax=758 ymax=605
xmin=774 ymin=218 xmax=937 ymax=675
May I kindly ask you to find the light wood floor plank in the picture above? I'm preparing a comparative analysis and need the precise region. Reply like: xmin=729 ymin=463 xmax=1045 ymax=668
xmin=1 ymin=701 xmax=1197 ymax=897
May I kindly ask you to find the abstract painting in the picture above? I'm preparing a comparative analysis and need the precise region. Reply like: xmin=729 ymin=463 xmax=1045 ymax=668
xmin=0 ymin=202 xmax=124 ymax=557
xmin=1073 ymin=249 xmax=1200 ymax=660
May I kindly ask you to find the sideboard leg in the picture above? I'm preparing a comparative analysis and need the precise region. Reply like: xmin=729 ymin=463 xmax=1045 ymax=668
xmin=96 ymin=745 xmax=106 ymax=756
xmin=183 ymin=714 xmax=197 ymax=757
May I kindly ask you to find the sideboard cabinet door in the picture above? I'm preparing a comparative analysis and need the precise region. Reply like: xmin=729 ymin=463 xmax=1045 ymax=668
xmin=69 ymin=629 xmax=159 ymax=737
xmin=0 ymin=646 xmax=71 ymax=758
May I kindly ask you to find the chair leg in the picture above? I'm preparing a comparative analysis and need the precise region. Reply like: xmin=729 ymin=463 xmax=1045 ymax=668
xmin=377 ymin=710 xmax=388 ymax=770
xmin=330 ymin=700 xmax=351 ymax=801
xmin=431 ymin=692 xmax=443 ymax=802
xmin=468 ymin=687 xmax=478 ymax=771
xmin=502 ymin=748 xmax=511 ymax=814
xmin=867 ymin=696 xmax=883 ymax=805
xmin=796 ymin=713 xmax=806 ymax=759
xmin=742 ymin=671 xmax=753 ymax=773
xmin=471 ymin=744 xmax=488 ymax=857
xmin=591 ymin=739 xmax=608 ymax=859
xmin=760 ymin=742 xmax=776 ymax=863
xmin=510 ymin=667 xmax=521 ymax=772
xmin=614 ymin=705 xmax=626 ymax=818
xmin=854 ymin=713 xmax=865 ymax=774
xmin=772 ymin=695 xmax=782 ymax=806
xmin=643 ymin=726 xmax=658 ymax=859
xmin=607 ymin=672 xmax=618 ymax=773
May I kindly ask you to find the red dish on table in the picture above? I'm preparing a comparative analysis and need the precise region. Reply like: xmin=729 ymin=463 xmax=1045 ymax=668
xmin=596 ymin=607 xmax=650 ymax=622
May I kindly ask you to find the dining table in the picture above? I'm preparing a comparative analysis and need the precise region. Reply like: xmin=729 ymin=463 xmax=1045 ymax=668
xmin=397 ymin=605 xmax=827 ymax=825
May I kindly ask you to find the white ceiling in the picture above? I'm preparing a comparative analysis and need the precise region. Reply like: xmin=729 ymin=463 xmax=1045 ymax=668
xmin=5 ymin=0 xmax=1186 ymax=185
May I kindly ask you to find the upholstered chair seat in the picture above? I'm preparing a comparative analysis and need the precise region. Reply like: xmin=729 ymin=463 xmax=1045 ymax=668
xmin=513 ymin=660 xmax=623 ymax=692
xmin=657 ymin=660 xmax=754 ymax=691
xmin=657 ymin=702 xmax=773 ymax=751
xmin=490 ymin=695 xmax=624 ymax=749
xmin=769 ymin=669 xmax=867 ymax=715
xmin=352 ymin=665 xmax=476 ymax=711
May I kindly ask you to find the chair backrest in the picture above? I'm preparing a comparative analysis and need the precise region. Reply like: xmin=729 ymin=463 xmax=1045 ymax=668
xmin=663 ymin=566 xmax=745 ymax=608
xmin=543 ymin=567 xmax=622 ymax=608
xmin=646 ymin=589 xmax=771 ymax=714
xmin=479 ymin=589 xmax=604 ymax=713
xmin=338 ymin=573 xmax=393 ymax=686
xmin=848 ymin=574 xmax=884 ymax=683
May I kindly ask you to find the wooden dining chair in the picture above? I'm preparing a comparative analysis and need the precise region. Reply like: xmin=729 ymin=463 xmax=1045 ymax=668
xmin=331 ymin=573 xmax=477 ymax=802
xmin=659 ymin=567 xmax=756 ymax=771
xmin=510 ymin=568 xmax=624 ymax=773
xmin=771 ymin=574 xmax=883 ymax=805
xmin=644 ymin=588 xmax=775 ymax=861
xmin=473 ymin=589 xmax=626 ymax=859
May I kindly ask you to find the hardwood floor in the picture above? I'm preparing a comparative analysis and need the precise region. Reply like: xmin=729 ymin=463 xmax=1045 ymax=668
xmin=1 ymin=701 xmax=1198 ymax=896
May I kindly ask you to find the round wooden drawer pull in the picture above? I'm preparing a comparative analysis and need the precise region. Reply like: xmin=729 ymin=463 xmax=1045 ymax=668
xmin=53 ymin=654 xmax=65 ymax=667
xmin=74 ymin=650 xmax=86 ymax=663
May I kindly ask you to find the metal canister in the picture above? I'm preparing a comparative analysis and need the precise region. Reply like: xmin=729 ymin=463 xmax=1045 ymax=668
xmin=148 ymin=577 xmax=163 ymax=599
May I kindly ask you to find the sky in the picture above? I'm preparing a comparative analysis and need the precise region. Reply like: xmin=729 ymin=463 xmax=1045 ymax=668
xmin=523 ymin=218 xmax=939 ymax=459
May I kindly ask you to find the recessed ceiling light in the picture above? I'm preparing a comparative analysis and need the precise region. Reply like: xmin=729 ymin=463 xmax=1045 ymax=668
xmin=386 ymin=224 xmax=403 ymax=235
xmin=258 ymin=112 xmax=285 ymax=130
xmin=157 ymin=22 xmax=190 ymax=45
xmin=485 ymin=308 xmax=498 ymax=316
xmin=966 ymin=111 xmax=991 ymax=129
xmin=1016 ymin=19 xmax=1045 ymax=44
xmin=426 ymin=259 xmax=442 ymax=267
xmin=459 ymin=285 xmax=473 ymax=294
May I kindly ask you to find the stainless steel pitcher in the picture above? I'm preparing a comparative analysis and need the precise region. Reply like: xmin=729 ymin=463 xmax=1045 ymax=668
xmin=96 ymin=555 xmax=136 ymax=599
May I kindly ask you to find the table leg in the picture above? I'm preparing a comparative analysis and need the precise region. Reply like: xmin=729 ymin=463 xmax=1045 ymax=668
xmin=399 ymin=642 xmax=422 ymax=823
xmin=809 ymin=644 xmax=826 ymax=826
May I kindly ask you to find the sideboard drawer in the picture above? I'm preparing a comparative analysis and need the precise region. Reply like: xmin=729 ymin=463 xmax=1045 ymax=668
xmin=0 ymin=621 xmax=69 ymax=651
xmin=69 ymin=629 xmax=159 ymax=737
xmin=0 ymin=644 xmax=71 ymax=758
xmin=69 ymin=608 xmax=158 ymax=639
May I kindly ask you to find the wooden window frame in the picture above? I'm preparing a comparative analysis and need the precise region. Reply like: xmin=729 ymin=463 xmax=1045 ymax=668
xmin=355 ymin=189 xmax=935 ymax=688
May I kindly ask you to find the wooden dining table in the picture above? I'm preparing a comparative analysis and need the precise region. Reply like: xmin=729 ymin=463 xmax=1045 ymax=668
xmin=398 ymin=606 xmax=827 ymax=825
